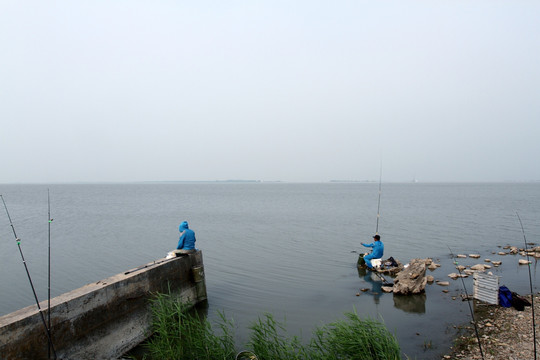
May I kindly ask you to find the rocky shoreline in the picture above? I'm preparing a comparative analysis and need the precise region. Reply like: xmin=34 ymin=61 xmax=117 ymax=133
xmin=439 ymin=246 xmax=539 ymax=359
xmin=357 ymin=244 xmax=539 ymax=359
xmin=442 ymin=292 xmax=539 ymax=359
xmin=430 ymin=246 xmax=538 ymax=359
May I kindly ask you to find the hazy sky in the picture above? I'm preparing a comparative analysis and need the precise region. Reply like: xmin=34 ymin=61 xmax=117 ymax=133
xmin=1 ymin=1 xmax=539 ymax=183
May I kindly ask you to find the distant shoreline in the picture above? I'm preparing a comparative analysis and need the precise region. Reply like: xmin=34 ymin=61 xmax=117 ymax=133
xmin=1 ymin=180 xmax=540 ymax=185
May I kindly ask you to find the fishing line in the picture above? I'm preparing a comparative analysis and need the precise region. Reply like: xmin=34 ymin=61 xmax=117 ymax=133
xmin=516 ymin=211 xmax=536 ymax=360
xmin=0 ymin=195 xmax=57 ymax=359
xmin=47 ymin=189 xmax=53 ymax=359
xmin=447 ymin=245 xmax=484 ymax=360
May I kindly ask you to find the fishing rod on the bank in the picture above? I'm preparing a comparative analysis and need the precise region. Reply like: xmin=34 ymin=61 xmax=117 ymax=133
xmin=0 ymin=195 xmax=57 ymax=359
xmin=516 ymin=211 xmax=536 ymax=360
xmin=447 ymin=245 xmax=484 ymax=360
xmin=47 ymin=189 xmax=54 ymax=359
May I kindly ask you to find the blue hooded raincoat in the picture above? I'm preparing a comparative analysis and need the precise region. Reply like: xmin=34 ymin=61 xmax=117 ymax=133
xmin=177 ymin=221 xmax=196 ymax=250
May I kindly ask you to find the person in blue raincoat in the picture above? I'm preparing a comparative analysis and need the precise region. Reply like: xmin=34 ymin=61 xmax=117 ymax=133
xmin=173 ymin=220 xmax=197 ymax=255
xmin=361 ymin=234 xmax=384 ymax=269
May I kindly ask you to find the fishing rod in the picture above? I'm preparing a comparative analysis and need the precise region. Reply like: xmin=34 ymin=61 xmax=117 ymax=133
xmin=47 ymin=189 xmax=53 ymax=360
xmin=0 ymin=195 xmax=57 ymax=359
xmin=358 ymin=161 xmax=384 ymax=269
xmin=447 ymin=245 xmax=484 ymax=360
xmin=124 ymin=256 xmax=178 ymax=275
xmin=375 ymin=161 xmax=382 ymax=235
xmin=516 ymin=211 xmax=536 ymax=360
xmin=359 ymin=162 xmax=390 ymax=283
xmin=372 ymin=269 xmax=391 ymax=285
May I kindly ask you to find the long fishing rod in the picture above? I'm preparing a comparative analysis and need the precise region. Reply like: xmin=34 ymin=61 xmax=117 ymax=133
xmin=47 ymin=189 xmax=53 ymax=359
xmin=516 ymin=211 xmax=536 ymax=359
xmin=375 ymin=161 xmax=382 ymax=235
xmin=358 ymin=162 xmax=383 ymax=265
xmin=447 ymin=245 xmax=484 ymax=360
xmin=0 ymin=195 xmax=57 ymax=359
xmin=124 ymin=256 xmax=178 ymax=275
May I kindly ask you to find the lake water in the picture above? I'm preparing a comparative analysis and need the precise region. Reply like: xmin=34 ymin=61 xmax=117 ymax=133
xmin=1 ymin=182 xmax=539 ymax=359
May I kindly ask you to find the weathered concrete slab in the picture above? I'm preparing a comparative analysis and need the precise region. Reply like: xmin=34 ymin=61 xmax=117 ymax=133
xmin=0 ymin=250 xmax=206 ymax=359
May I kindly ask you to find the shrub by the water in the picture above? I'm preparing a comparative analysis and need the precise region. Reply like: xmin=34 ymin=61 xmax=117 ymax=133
xmin=142 ymin=292 xmax=401 ymax=360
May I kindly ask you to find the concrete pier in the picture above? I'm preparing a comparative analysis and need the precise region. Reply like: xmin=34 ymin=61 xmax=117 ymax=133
xmin=0 ymin=250 xmax=206 ymax=359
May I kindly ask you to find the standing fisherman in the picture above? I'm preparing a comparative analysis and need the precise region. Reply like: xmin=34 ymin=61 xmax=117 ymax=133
xmin=361 ymin=235 xmax=384 ymax=269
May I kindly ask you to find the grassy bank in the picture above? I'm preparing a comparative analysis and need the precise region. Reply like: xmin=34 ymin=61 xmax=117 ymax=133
xmin=139 ymin=292 xmax=401 ymax=360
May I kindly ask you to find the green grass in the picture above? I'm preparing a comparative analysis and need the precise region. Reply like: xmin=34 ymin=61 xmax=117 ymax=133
xmin=141 ymin=292 xmax=401 ymax=360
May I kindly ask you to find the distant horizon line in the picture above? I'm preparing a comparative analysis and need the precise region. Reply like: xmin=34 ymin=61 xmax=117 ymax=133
xmin=1 ymin=179 xmax=539 ymax=185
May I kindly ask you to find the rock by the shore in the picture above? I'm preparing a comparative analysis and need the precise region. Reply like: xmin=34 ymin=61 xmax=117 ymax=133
xmin=392 ymin=258 xmax=427 ymax=294
xmin=470 ymin=264 xmax=486 ymax=271
xmin=448 ymin=273 xmax=467 ymax=280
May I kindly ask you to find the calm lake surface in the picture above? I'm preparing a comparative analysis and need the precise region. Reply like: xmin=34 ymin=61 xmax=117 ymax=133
xmin=1 ymin=182 xmax=539 ymax=359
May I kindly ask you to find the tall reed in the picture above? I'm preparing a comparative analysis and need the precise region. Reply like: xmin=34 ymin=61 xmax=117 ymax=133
xmin=142 ymin=292 xmax=401 ymax=360
xmin=309 ymin=309 xmax=401 ymax=360
xmin=247 ymin=310 xmax=401 ymax=360
xmin=143 ymin=292 xmax=235 ymax=360
xmin=247 ymin=313 xmax=310 ymax=359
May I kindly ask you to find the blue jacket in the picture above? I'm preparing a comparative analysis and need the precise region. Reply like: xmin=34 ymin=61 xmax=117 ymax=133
xmin=361 ymin=240 xmax=384 ymax=258
xmin=177 ymin=221 xmax=196 ymax=250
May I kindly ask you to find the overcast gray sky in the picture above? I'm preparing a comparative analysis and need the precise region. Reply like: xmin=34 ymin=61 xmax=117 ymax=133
xmin=1 ymin=1 xmax=539 ymax=183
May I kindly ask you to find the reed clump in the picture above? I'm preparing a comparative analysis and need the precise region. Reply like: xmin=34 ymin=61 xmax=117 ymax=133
xmin=143 ymin=292 xmax=236 ymax=359
xmin=142 ymin=293 xmax=401 ymax=360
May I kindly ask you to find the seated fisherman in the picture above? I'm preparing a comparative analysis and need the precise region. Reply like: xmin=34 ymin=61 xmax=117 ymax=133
xmin=172 ymin=220 xmax=197 ymax=255
xmin=361 ymin=234 xmax=384 ymax=269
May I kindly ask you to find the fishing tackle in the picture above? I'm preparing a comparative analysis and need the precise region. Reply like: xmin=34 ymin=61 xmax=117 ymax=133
xmin=447 ymin=245 xmax=484 ymax=360
xmin=0 ymin=195 xmax=57 ymax=359
xmin=516 ymin=211 xmax=536 ymax=360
